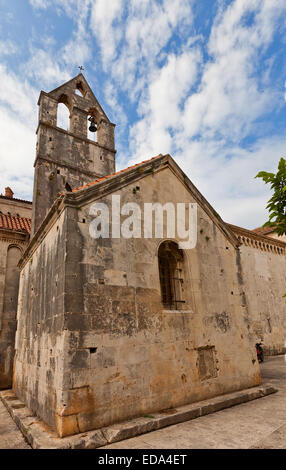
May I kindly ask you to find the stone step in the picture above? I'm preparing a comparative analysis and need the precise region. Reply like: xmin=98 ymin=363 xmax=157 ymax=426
xmin=0 ymin=384 xmax=277 ymax=449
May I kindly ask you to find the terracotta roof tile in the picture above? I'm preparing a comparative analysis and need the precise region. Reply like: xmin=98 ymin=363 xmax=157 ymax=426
xmin=0 ymin=213 xmax=31 ymax=234
xmin=252 ymin=225 xmax=276 ymax=235
xmin=72 ymin=154 xmax=162 ymax=193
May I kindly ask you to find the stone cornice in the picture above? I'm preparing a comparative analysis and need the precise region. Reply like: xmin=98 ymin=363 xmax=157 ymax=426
xmin=0 ymin=228 xmax=29 ymax=244
xmin=228 ymin=223 xmax=286 ymax=255
xmin=0 ymin=237 xmax=28 ymax=245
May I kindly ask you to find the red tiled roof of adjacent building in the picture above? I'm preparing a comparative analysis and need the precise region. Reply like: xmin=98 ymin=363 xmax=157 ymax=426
xmin=252 ymin=225 xmax=276 ymax=236
xmin=72 ymin=154 xmax=163 ymax=193
xmin=0 ymin=213 xmax=31 ymax=234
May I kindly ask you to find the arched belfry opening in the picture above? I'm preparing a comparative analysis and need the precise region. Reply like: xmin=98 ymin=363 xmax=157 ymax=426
xmin=57 ymin=94 xmax=71 ymax=131
xmin=75 ymin=81 xmax=85 ymax=97
xmin=158 ymin=241 xmax=185 ymax=310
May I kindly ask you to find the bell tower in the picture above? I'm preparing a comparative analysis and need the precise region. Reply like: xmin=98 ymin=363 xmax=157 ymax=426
xmin=31 ymin=73 xmax=116 ymax=235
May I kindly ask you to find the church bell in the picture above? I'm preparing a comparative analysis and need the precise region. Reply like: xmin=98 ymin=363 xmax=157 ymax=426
xmin=88 ymin=116 xmax=97 ymax=133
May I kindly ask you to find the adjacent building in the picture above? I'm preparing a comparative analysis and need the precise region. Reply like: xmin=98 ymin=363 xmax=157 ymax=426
xmin=0 ymin=188 xmax=31 ymax=389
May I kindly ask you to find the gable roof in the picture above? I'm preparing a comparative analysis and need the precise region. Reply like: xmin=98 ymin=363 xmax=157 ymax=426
xmin=67 ymin=153 xmax=239 ymax=248
xmin=0 ymin=213 xmax=31 ymax=234
xmin=47 ymin=73 xmax=110 ymax=122
xmin=21 ymin=153 xmax=244 ymax=266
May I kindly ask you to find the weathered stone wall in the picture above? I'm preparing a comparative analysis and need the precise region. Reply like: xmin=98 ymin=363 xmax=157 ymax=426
xmin=236 ymin=241 xmax=286 ymax=355
xmin=32 ymin=124 xmax=115 ymax=234
xmin=13 ymin=209 xmax=68 ymax=430
xmin=56 ymin=167 xmax=260 ymax=436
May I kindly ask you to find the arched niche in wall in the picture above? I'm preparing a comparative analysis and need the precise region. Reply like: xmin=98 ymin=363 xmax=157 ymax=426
xmin=1 ymin=245 xmax=22 ymax=328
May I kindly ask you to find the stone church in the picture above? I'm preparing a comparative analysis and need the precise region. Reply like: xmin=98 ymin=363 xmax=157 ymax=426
xmin=0 ymin=74 xmax=285 ymax=437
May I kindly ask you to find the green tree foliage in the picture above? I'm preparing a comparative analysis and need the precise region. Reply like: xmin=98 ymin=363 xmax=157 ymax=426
xmin=255 ymin=157 xmax=286 ymax=236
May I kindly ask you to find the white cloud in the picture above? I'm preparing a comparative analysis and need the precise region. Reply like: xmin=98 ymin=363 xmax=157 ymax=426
xmin=0 ymin=64 xmax=38 ymax=127
xmin=179 ymin=0 xmax=284 ymax=143
xmin=0 ymin=105 xmax=35 ymax=200
xmin=61 ymin=0 xmax=92 ymax=65
xmin=21 ymin=49 xmax=71 ymax=89
xmin=29 ymin=0 xmax=89 ymax=15
xmin=125 ymin=48 xmax=201 ymax=162
xmin=120 ymin=0 xmax=286 ymax=229
xmin=29 ymin=0 xmax=51 ymax=9
xmin=0 ymin=40 xmax=18 ymax=56
xmin=175 ymin=135 xmax=286 ymax=229
xmin=25 ymin=0 xmax=92 ymax=88
xmin=103 ymin=81 xmax=128 ymax=133
xmin=90 ymin=0 xmax=124 ymax=66
xmin=90 ymin=0 xmax=193 ymax=97
xmin=0 ymin=66 xmax=38 ymax=199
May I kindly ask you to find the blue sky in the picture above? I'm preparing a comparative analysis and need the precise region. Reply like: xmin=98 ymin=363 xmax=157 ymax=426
xmin=0 ymin=0 xmax=286 ymax=228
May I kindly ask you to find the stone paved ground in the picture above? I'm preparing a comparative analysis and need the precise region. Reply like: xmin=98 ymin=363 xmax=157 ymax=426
xmin=101 ymin=355 xmax=286 ymax=449
xmin=0 ymin=399 xmax=30 ymax=449
xmin=0 ymin=355 xmax=285 ymax=449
